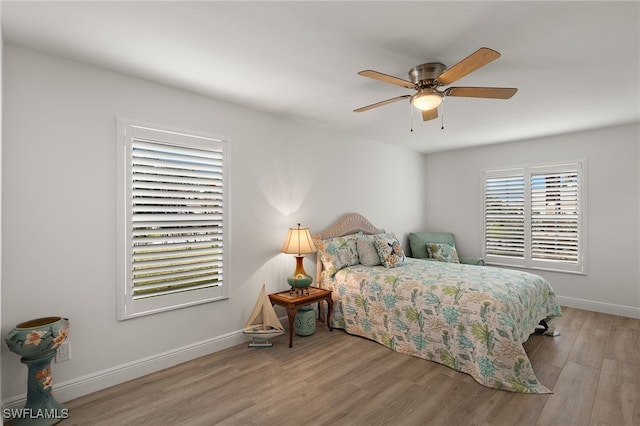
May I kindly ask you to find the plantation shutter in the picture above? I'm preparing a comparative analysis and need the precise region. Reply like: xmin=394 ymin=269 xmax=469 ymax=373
xmin=117 ymin=119 xmax=229 ymax=320
xmin=131 ymin=139 xmax=224 ymax=299
xmin=483 ymin=163 xmax=584 ymax=274
xmin=530 ymin=169 xmax=579 ymax=263
xmin=484 ymin=174 xmax=525 ymax=258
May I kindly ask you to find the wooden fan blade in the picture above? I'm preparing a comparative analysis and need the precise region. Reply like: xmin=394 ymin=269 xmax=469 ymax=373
xmin=446 ymin=87 xmax=517 ymax=99
xmin=358 ymin=70 xmax=415 ymax=89
xmin=354 ymin=95 xmax=410 ymax=112
xmin=436 ymin=48 xmax=501 ymax=86
xmin=422 ymin=108 xmax=438 ymax=121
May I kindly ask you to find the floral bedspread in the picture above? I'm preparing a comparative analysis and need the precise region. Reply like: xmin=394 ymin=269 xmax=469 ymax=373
xmin=324 ymin=258 xmax=562 ymax=393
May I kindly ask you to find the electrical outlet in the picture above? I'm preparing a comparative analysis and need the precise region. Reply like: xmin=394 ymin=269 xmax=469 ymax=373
xmin=56 ymin=342 xmax=70 ymax=362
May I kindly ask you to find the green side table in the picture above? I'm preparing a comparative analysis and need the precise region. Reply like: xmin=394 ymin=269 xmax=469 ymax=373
xmin=294 ymin=305 xmax=316 ymax=336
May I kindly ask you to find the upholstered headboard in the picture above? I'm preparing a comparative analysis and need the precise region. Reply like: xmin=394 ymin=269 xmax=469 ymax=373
xmin=313 ymin=212 xmax=385 ymax=287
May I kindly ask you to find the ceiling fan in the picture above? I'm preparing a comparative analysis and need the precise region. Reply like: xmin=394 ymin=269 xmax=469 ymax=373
xmin=354 ymin=47 xmax=517 ymax=122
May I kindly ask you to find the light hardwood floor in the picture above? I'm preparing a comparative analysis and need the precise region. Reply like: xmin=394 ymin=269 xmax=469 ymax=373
xmin=57 ymin=307 xmax=639 ymax=426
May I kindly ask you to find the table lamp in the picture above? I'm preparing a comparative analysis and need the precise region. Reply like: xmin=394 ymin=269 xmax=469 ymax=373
xmin=281 ymin=223 xmax=316 ymax=292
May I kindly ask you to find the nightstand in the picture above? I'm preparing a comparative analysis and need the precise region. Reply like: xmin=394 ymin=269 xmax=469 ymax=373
xmin=268 ymin=286 xmax=333 ymax=348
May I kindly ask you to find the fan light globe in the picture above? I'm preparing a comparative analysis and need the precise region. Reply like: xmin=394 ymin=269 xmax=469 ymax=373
xmin=411 ymin=88 xmax=443 ymax=111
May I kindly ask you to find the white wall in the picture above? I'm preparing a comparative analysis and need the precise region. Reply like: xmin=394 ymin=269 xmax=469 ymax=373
xmin=0 ymin=3 xmax=4 ymax=408
xmin=423 ymin=123 xmax=640 ymax=318
xmin=1 ymin=44 xmax=426 ymax=405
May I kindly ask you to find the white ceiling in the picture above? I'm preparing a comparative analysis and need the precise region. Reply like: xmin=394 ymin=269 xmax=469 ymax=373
xmin=2 ymin=1 xmax=639 ymax=153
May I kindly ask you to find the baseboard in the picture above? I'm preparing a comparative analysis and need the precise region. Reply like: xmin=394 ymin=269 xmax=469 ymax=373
xmin=3 ymin=329 xmax=247 ymax=410
xmin=4 ymin=300 xmax=636 ymax=409
xmin=556 ymin=295 xmax=640 ymax=319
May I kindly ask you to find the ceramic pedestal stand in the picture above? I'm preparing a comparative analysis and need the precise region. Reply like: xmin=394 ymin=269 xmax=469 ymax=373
xmin=294 ymin=305 xmax=316 ymax=336
xmin=5 ymin=317 xmax=70 ymax=425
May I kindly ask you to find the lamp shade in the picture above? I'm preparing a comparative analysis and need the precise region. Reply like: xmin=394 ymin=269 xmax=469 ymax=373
xmin=411 ymin=88 xmax=443 ymax=111
xmin=281 ymin=224 xmax=316 ymax=255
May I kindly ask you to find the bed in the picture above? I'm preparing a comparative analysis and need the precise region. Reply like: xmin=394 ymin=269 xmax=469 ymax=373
xmin=314 ymin=213 xmax=562 ymax=393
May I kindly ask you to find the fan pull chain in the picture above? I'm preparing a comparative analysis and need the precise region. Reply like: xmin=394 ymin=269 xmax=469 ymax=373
xmin=440 ymin=100 xmax=445 ymax=130
xmin=410 ymin=103 xmax=414 ymax=132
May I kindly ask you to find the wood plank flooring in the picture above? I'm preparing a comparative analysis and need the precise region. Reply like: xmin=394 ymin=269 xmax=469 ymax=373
xmin=57 ymin=307 xmax=639 ymax=426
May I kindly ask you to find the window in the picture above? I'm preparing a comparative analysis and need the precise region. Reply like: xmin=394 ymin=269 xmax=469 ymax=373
xmin=116 ymin=119 xmax=230 ymax=320
xmin=483 ymin=162 xmax=585 ymax=274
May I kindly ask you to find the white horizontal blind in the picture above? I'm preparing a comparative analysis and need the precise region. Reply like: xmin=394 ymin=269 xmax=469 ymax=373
xmin=131 ymin=140 xmax=224 ymax=299
xmin=530 ymin=169 xmax=579 ymax=263
xmin=117 ymin=120 xmax=229 ymax=320
xmin=484 ymin=174 xmax=525 ymax=259
xmin=483 ymin=162 xmax=584 ymax=274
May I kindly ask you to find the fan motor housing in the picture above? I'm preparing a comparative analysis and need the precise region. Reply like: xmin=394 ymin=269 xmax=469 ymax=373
xmin=408 ymin=63 xmax=446 ymax=86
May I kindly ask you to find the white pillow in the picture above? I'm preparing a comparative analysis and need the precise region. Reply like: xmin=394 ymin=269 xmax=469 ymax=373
xmin=356 ymin=238 xmax=381 ymax=266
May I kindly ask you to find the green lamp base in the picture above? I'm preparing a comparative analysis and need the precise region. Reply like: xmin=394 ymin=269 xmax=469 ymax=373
xmin=287 ymin=273 xmax=313 ymax=289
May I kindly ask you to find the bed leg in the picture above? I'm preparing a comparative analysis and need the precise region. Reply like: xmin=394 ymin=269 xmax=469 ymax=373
xmin=538 ymin=319 xmax=549 ymax=331
xmin=535 ymin=319 xmax=560 ymax=337
xmin=319 ymin=300 xmax=326 ymax=323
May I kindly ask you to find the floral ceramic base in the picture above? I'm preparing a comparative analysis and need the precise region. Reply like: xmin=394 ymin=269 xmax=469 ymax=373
xmin=5 ymin=317 xmax=70 ymax=425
